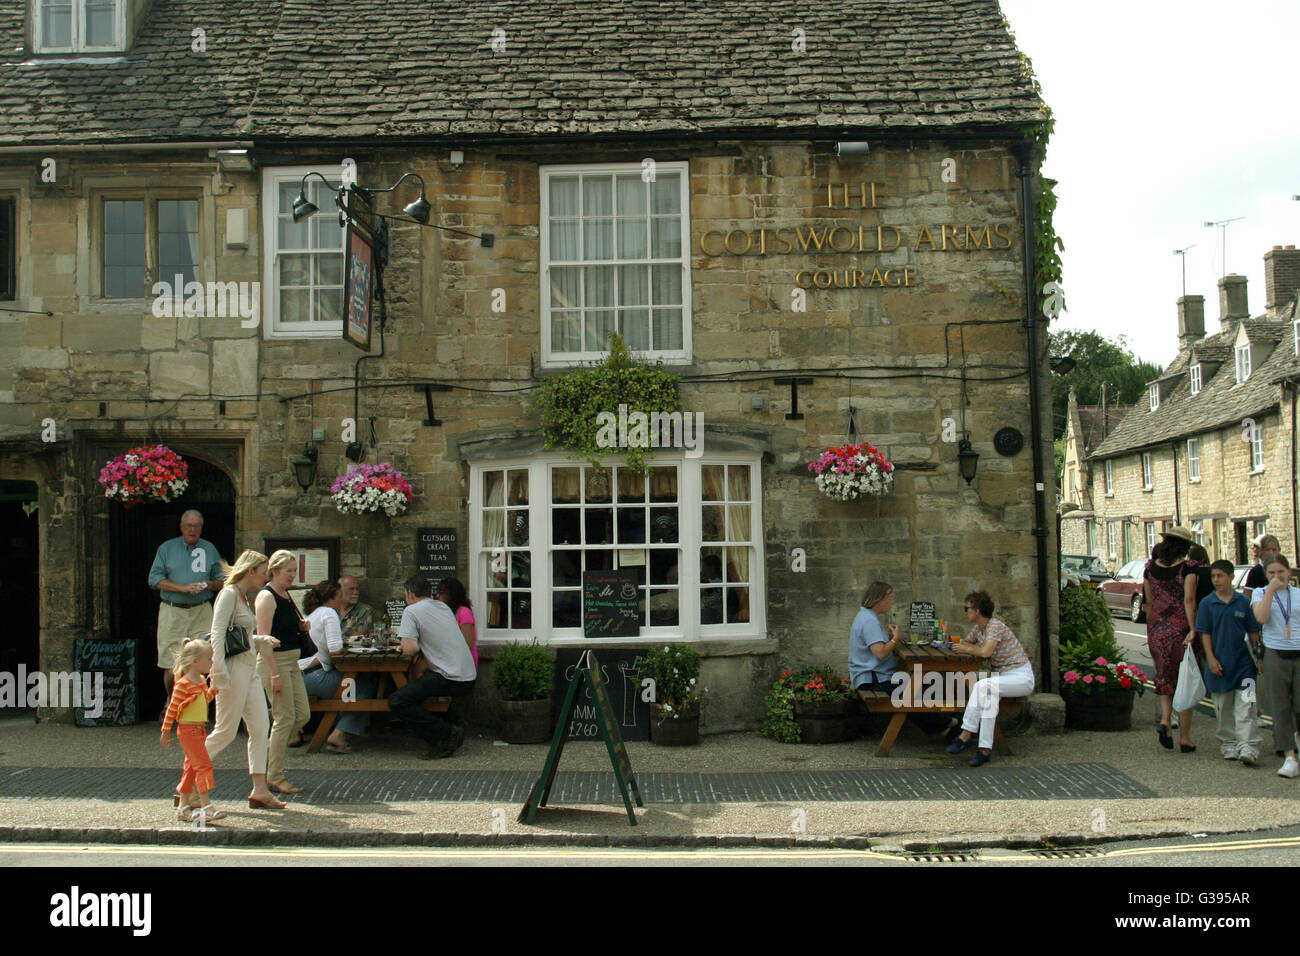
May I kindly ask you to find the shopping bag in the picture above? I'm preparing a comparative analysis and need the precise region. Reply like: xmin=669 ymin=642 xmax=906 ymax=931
xmin=1172 ymin=644 xmax=1205 ymax=712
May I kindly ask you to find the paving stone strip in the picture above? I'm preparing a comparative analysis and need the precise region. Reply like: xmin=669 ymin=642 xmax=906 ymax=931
xmin=0 ymin=763 xmax=1154 ymax=803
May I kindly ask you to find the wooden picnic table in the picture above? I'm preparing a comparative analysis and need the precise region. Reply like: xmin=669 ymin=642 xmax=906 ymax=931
xmin=859 ymin=642 xmax=1022 ymax=756
xmin=307 ymin=649 xmax=449 ymax=753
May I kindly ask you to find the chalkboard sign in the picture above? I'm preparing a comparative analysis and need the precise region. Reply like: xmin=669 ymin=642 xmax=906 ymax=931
xmin=416 ymin=527 xmax=457 ymax=587
xmin=519 ymin=649 xmax=643 ymax=827
xmin=909 ymin=601 xmax=936 ymax=635
xmin=385 ymin=600 xmax=406 ymax=629
xmin=73 ymin=639 xmax=137 ymax=726
xmin=582 ymin=569 xmax=641 ymax=638
xmin=553 ymin=648 xmax=650 ymax=742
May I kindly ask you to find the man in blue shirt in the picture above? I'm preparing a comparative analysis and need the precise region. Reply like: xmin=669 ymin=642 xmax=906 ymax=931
xmin=147 ymin=509 xmax=224 ymax=695
xmin=1196 ymin=560 xmax=1263 ymax=764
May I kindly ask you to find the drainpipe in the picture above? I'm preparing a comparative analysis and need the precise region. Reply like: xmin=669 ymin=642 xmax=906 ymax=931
xmin=1013 ymin=142 xmax=1053 ymax=693
xmin=1171 ymin=440 xmax=1181 ymax=526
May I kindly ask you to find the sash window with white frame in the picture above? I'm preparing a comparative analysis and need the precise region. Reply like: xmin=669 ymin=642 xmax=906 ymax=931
xmin=1249 ymin=421 xmax=1264 ymax=472
xmin=1187 ymin=438 xmax=1200 ymax=481
xmin=470 ymin=454 xmax=762 ymax=642
xmin=261 ymin=167 xmax=346 ymax=337
xmin=34 ymin=0 xmax=123 ymax=53
xmin=541 ymin=163 xmax=691 ymax=366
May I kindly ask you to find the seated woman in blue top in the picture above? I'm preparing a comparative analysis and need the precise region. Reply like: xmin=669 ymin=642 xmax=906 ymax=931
xmin=849 ymin=581 xmax=950 ymax=735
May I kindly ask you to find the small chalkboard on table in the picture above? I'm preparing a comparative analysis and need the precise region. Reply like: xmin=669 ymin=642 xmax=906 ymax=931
xmin=909 ymin=601 xmax=936 ymax=636
xmin=519 ymin=650 xmax=643 ymax=826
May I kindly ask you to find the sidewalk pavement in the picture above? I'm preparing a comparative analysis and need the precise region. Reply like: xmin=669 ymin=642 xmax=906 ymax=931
xmin=2 ymin=709 xmax=1297 ymax=851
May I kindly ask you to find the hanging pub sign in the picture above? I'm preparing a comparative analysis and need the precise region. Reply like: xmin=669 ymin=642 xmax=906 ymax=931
xmin=342 ymin=188 xmax=375 ymax=352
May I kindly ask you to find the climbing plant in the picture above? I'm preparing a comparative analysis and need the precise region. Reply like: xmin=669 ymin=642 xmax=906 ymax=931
xmin=532 ymin=332 xmax=681 ymax=475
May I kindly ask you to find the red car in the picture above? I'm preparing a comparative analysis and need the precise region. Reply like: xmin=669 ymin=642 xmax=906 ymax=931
xmin=1099 ymin=558 xmax=1147 ymax=623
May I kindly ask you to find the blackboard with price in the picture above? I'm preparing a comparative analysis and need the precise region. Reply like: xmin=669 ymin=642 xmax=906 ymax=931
xmin=909 ymin=601 xmax=936 ymax=635
xmin=553 ymin=648 xmax=650 ymax=742
xmin=582 ymin=569 xmax=641 ymax=638
xmin=73 ymin=638 xmax=137 ymax=726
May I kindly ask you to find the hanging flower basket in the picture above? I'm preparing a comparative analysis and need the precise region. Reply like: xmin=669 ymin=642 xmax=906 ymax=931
xmin=97 ymin=444 xmax=189 ymax=509
xmin=807 ymin=441 xmax=894 ymax=500
xmin=330 ymin=462 xmax=413 ymax=516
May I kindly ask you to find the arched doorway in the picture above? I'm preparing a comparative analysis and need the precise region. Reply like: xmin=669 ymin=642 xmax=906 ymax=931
xmin=109 ymin=457 xmax=236 ymax=719
xmin=0 ymin=480 xmax=40 ymax=710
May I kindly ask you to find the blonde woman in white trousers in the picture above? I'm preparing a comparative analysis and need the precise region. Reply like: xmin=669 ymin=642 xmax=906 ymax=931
xmin=206 ymin=549 xmax=285 ymax=809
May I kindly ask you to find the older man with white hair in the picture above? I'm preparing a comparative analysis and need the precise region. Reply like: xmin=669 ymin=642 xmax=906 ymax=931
xmin=148 ymin=509 xmax=224 ymax=695
xmin=337 ymin=573 xmax=377 ymax=640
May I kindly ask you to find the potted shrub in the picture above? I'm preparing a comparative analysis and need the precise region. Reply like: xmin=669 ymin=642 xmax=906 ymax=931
xmin=760 ymin=671 xmax=801 ymax=743
xmin=639 ymin=644 xmax=702 ymax=746
xmin=492 ymin=641 xmax=554 ymax=743
xmin=789 ymin=664 xmax=856 ymax=743
xmin=1059 ymin=582 xmax=1115 ymax=645
xmin=1058 ymin=632 xmax=1148 ymax=731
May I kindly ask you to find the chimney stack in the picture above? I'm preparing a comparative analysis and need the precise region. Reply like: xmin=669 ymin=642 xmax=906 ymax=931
xmin=1264 ymin=245 xmax=1300 ymax=312
xmin=1217 ymin=273 xmax=1249 ymax=331
xmin=1177 ymin=294 xmax=1205 ymax=350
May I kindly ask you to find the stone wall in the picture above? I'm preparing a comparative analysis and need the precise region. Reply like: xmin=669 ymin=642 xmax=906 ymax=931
xmin=0 ymin=138 xmax=1060 ymax=728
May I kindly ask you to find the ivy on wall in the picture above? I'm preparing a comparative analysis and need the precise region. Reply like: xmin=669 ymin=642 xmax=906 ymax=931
xmin=532 ymin=332 xmax=681 ymax=475
xmin=1013 ymin=35 xmax=1066 ymax=316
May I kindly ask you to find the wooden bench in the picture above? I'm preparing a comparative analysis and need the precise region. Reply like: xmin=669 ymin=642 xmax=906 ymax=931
xmin=858 ymin=689 xmax=1024 ymax=757
xmin=305 ymin=651 xmax=454 ymax=751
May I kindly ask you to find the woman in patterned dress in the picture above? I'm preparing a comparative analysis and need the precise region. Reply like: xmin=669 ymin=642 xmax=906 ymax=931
xmin=1144 ymin=526 xmax=1201 ymax=752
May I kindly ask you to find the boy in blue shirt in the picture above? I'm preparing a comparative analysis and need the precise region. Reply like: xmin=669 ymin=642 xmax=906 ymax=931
xmin=1196 ymin=560 xmax=1264 ymax=764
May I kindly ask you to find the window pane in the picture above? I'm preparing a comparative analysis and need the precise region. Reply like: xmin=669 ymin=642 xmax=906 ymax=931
xmin=551 ymin=265 xmax=580 ymax=308
xmin=279 ymin=288 xmax=310 ymax=324
xmin=617 ymin=508 xmax=645 ymax=543
xmin=508 ymin=509 xmax=529 ymax=546
xmin=584 ymin=219 xmax=613 ymax=260
xmin=583 ymin=177 xmax=612 ymax=216
xmin=649 ymin=467 xmax=677 ymax=502
xmin=650 ymin=173 xmax=680 ymax=214
xmin=616 ymin=469 xmax=645 ymax=502
xmin=584 ymin=310 xmax=615 ymax=351
xmin=551 ymin=220 xmax=579 ymax=260
xmin=486 ymin=591 xmax=509 ymax=629
xmin=648 ymin=589 xmax=679 ymax=627
xmin=728 ymin=464 xmax=751 ymax=500
xmin=552 ymin=311 xmax=580 ymax=352
xmin=507 ymin=469 xmax=528 ymax=505
xmin=649 ymin=507 xmax=678 ymax=543
xmin=619 ymin=264 xmax=648 ymax=305
xmin=617 ymin=217 xmax=647 ymax=259
xmin=279 ymin=255 xmax=309 ymax=287
xmin=84 ymin=0 xmax=116 ymax=46
xmin=552 ymin=590 xmax=580 ymax=628
xmin=726 ymin=505 xmax=751 ymax=541
xmin=585 ymin=550 xmax=613 ymax=571
xmin=585 ymin=266 xmax=614 ymax=307
xmin=103 ymin=200 xmax=144 ymax=298
xmin=649 ymin=550 xmax=680 ymax=585
xmin=552 ymin=509 xmax=580 ymax=545
xmin=701 ymin=504 xmax=724 ymax=542
xmin=701 ymin=465 xmax=725 ymax=500
xmin=652 ymin=263 xmax=682 ymax=304
xmin=315 ymin=253 xmax=343 ymax=288
xmin=652 ymin=309 xmax=683 ymax=350
xmin=510 ymin=593 xmax=532 ymax=629
xmin=584 ymin=469 xmax=612 ymax=503
xmin=104 ymin=266 xmax=143 ymax=298
xmin=554 ymin=552 xmax=581 ymax=588
xmin=312 ymin=214 xmax=345 ymax=250
xmin=510 ymin=552 xmax=531 ymax=588
xmin=616 ymin=175 xmax=646 ymax=215
xmin=552 ymin=468 xmax=580 ymax=503
xmin=621 ymin=309 xmax=649 ymax=350
xmin=651 ymin=217 xmax=682 ymax=258
xmin=550 ymin=177 xmax=579 ymax=216
xmin=315 ymin=286 xmax=343 ymax=323
xmin=585 ymin=509 xmax=613 ymax=544
xmin=42 ymin=0 xmax=72 ymax=47
xmin=157 ymin=200 xmax=199 ymax=286
xmin=725 ymin=546 xmax=750 ymax=582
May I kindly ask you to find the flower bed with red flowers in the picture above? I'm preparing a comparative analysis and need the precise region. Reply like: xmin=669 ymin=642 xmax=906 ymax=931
xmin=97 ymin=444 xmax=189 ymax=509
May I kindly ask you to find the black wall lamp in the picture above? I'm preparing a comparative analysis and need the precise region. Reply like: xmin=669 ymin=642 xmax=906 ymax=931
xmin=290 ymin=170 xmax=492 ymax=245
xmin=1050 ymin=354 xmax=1077 ymax=375
xmin=957 ymin=438 xmax=980 ymax=484
xmin=292 ymin=445 xmax=319 ymax=491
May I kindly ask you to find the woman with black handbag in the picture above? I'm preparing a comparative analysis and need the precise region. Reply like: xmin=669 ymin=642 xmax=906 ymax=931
xmin=205 ymin=549 xmax=285 ymax=809
xmin=255 ymin=550 xmax=313 ymax=795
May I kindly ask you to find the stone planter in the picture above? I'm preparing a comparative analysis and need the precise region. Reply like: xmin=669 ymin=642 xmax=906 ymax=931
xmin=1061 ymin=683 xmax=1135 ymax=731
xmin=793 ymin=699 xmax=855 ymax=744
xmin=497 ymin=697 xmax=552 ymax=743
xmin=649 ymin=702 xmax=700 ymax=746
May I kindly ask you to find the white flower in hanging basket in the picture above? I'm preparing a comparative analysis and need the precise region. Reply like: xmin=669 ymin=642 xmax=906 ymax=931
xmin=807 ymin=441 xmax=895 ymax=501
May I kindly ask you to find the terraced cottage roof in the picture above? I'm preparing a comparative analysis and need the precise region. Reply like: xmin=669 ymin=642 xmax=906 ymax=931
xmin=0 ymin=0 xmax=1049 ymax=147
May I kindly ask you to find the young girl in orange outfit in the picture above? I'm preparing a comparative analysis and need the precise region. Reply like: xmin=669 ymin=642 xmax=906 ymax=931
xmin=161 ymin=639 xmax=222 ymax=822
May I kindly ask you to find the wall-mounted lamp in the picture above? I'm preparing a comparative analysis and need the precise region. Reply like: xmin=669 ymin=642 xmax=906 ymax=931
xmin=215 ymin=148 xmax=256 ymax=172
xmin=450 ymin=150 xmax=464 ymax=166
xmin=1050 ymin=355 xmax=1077 ymax=375
xmin=292 ymin=445 xmax=319 ymax=491
xmin=957 ymin=438 xmax=980 ymax=484
xmin=835 ymin=142 xmax=871 ymax=156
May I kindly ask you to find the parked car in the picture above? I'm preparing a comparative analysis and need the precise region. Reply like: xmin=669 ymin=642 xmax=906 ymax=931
xmin=1233 ymin=565 xmax=1255 ymax=592
xmin=1099 ymin=558 xmax=1147 ymax=622
xmin=1061 ymin=554 xmax=1111 ymax=589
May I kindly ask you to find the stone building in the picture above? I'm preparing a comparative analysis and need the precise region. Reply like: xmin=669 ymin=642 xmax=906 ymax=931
xmin=1059 ymin=388 xmax=1133 ymax=557
xmin=0 ymin=0 xmax=1061 ymax=727
xmin=1062 ymin=248 xmax=1300 ymax=571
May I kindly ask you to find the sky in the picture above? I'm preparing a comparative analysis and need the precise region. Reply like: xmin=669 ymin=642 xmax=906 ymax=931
xmin=999 ymin=0 xmax=1300 ymax=369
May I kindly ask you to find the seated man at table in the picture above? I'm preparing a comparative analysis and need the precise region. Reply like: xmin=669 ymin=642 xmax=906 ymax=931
xmin=338 ymin=573 xmax=377 ymax=640
xmin=388 ymin=574 xmax=477 ymax=759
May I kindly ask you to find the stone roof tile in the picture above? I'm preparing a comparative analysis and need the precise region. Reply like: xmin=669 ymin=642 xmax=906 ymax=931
xmin=0 ymin=0 xmax=1047 ymax=146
